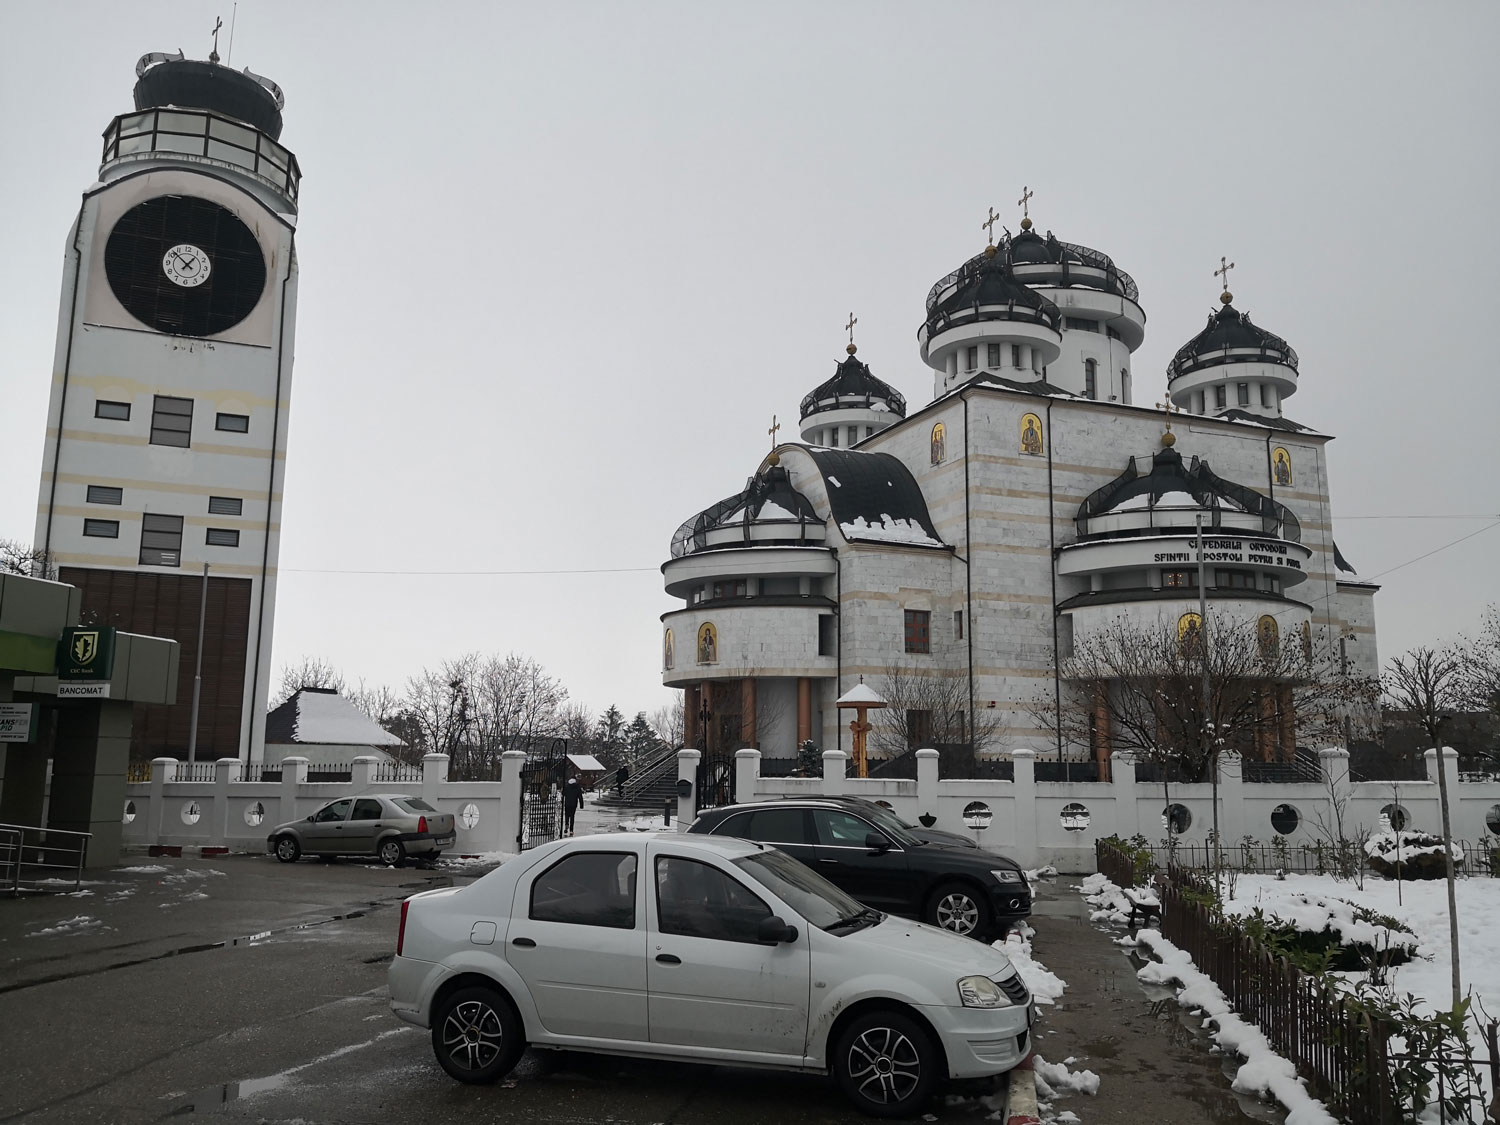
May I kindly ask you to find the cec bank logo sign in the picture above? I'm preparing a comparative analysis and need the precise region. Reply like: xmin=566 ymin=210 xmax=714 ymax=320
xmin=57 ymin=626 xmax=117 ymax=686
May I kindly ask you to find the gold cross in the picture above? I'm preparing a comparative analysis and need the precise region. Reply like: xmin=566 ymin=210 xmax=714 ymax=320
xmin=845 ymin=312 xmax=858 ymax=347
xmin=211 ymin=16 xmax=223 ymax=56
xmin=1215 ymin=256 xmax=1235 ymax=294
xmin=1017 ymin=185 xmax=1034 ymax=220
xmin=982 ymin=206 xmax=1002 ymax=246
xmin=1156 ymin=400 xmax=1182 ymax=415
xmin=768 ymin=415 xmax=780 ymax=449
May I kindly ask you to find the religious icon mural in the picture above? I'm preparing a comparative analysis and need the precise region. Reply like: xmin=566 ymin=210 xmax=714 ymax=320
xmin=1272 ymin=447 xmax=1292 ymax=487
xmin=663 ymin=628 xmax=674 ymax=671
xmin=1177 ymin=612 xmax=1203 ymax=657
xmin=1020 ymin=413 xmax=1044 ymax=456
xmin=1257 ymin=615 xmax=1280 ymax=659
xmin=930 ymin=422 xmax=946 ymax=465
xmin=697 ymin=622 xmax=718 ymax=664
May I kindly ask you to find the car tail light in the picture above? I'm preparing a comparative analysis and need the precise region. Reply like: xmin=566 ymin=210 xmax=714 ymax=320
xmin=397 ymin=898 xmax=410 ymax=957
xmin=417 ymin=815 xmax=428 ymax=835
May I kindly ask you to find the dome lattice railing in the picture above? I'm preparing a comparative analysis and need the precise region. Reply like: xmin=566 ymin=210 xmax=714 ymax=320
xmin=925 ymin=235 xmax=1139 ymax=310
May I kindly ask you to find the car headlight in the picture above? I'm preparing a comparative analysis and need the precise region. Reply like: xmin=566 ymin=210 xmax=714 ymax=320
xmin=957 ymin=975 xmax=1008 ymax=1008
xmin=991 ymin=868 xmax=1023 ymax=884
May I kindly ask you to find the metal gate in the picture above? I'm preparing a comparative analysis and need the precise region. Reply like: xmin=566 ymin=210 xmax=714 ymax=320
xmin=518 ymin=739 xmax=567 ymax=851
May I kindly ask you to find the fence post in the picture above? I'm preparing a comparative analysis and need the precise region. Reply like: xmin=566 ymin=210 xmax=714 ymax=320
xmin=279 ymin=757 xmax=308 ymax=828
xmin=735 ymin=748 xmax=761 ymax=804
xmin=915 ymin=748 xmax=939 ymax=820
xmin=822 ymin=750 xmax=847 ymax=795
xmin=147 ymin=757 xmax=174 ymax=844
xmin=1219 ymin=751 xmax=1245 ymax=852
xmin=1111 ymin=750 xmax=1139 ymax=839
xmin=350 ymin=755 xmax=377 ymax=792
xmin=677 ymin=749 xmax=700 ymax=828
xmin=422 ymin=753 xmax=448 ymax=805
xmin=210 ymin=757 xmax=240 ymax=846
xmin=497 ymin=750 xmax=526 ymax=853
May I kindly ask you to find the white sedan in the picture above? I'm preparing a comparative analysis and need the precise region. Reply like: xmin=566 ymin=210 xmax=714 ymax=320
xmin=389 ymin=832 xmax=1033 ymax=1117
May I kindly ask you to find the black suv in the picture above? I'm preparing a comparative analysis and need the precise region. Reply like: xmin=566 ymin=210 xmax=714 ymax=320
xmin=687 ymin=798 xmax=1030 ymax=941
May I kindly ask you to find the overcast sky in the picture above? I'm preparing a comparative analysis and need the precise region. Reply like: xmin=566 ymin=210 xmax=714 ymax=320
xmin=3 ymin=1 xmax=1497 ymax=723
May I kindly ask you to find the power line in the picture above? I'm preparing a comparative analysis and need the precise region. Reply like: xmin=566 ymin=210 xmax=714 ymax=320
xmin=1338 ymin=514 xmax=1498 ymax=521
xmin=1362 ymin=519 xmax=1500 ymax=582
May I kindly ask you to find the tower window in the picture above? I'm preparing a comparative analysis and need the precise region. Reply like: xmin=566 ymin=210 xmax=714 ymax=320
xmin=1214 ymin=568 xmax=1256 ymax=590
xmin=904 ymin=610 xmax=931 ymax=654
xmin=208 ymin=496 xmax=243 ymax=516
xmin=828 ymin=427 xmax=838 ymax=447
xmin=864 ymin=426 xmax=873 ymax=439
xmin=1064 ymin=317 xmax=1098 ymax=333
xmin=1084 ymin=359 xmax=1097 ymax=399
xmin=1162 ymin=570 xmax=1198 ymax=588
xmin=139 ymin=513 xmax=184 ymax=567
xmin=986 ymin=343 xmax=1000 ymax=368
xmin=1237 ymin=382 xmax=1250 ymax=405
xmin=965 ymin=346 xmax=978 ymax=372
xmin=95 ymin=400 xmax=131 ymax=421
xmin=86 ymin=485 xmax=123 ymax=505
xmin=1214 ymin=385 xmax=1227 ymax=410
xmin=82 ymin=518 xmax=119 ymax=538
xmin=847 ymin=426 xmax=858 ymax=446
xmin=818 ymin=614 xmax=836 ymax=656
xmin=1011 ymin=344 xmax=1021 ymax=367
xmin=1122 ymin=369 xmax=1131 ymax=404
xmin=1260 ymin=384 xmax=1272 ymax=407
xmin=149 ymin=396 xmax=193 ymax=448
xmin=953 ymin=609 xmax=964 ymax=640
xmin=206 ymin=528 xmax=240 ymax=548
xmin=215 ymin=412 xmax=250 ymax=433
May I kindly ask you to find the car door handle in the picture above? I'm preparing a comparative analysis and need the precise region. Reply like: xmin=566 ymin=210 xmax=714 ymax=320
xmin=655 ymin=953 xmax=681 ymax=964
xmin=511 ymin=937 xmax=536 ymax=948
xmin=818 ymin=858 xmax=838 ymax=864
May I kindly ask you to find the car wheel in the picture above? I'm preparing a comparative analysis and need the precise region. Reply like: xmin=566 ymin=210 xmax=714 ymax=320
xmin=274 ymin=835 xmax=300 ymax=863
xmin=378 ymin=838 xmax=405 ymax=867
xmin=926 ymin=881 xmax=992 ymax=939
xmin=432 ymin=985 xmax=525 ymax=1084
xmin=832 ymin=1009 xmax=937 ymax=1118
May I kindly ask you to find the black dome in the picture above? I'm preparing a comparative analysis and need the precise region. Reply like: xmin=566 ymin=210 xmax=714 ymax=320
xmin=135 ymin=56 xmax=284 ymax=140
xmin=670 ymin=465 xmax=822 ymax=557
xmin=926 ymin=232 xmax=1138 ymax=310
xmin=800 ymin=352 xmax=907 ymax=421
xmin=1168 ymin=299 xmax=1298 ymax=381
xmin=922 ymin=250 xmax=1060 ymax=339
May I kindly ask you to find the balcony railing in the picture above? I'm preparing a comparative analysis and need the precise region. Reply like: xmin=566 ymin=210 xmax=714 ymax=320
xmin=102 ymin=108 xmax=300 ymax=203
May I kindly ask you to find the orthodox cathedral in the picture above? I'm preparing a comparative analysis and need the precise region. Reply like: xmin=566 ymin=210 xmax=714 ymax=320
xmin=661 ymin=201 xmax=1379 ymax=771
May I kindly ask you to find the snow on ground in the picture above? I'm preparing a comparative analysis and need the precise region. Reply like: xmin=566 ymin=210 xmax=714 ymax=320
xmin=995 ymin=921 xmax=1067 ymax=1005
xmin=26 ymin=915 xmax=106 ymax=938
xmin=439 ymin=851 xmax=516 ymax=872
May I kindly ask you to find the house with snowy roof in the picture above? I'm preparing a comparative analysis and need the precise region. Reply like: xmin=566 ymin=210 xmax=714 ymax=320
xmin=262 ymin=687 xmax=405 ymax=768
xmin=660 ymin=208 xmax=1379 ymax=777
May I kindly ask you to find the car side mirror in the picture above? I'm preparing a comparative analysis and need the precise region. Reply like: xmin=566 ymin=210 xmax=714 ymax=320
xmin=865 ymin=832 xmax=891 ymax=854
xmin=306 ymin=815 xmax=315 ymax=822
xmin=757 ymin=915 xmax=798 ymax=944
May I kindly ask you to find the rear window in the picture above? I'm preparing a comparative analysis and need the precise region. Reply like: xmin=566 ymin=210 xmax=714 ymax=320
xmin=393 ymin=797 xmax=436 ymax=813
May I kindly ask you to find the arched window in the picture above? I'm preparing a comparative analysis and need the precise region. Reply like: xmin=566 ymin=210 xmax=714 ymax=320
xmin=1084 ymin=359 xmax=1097 ymax=399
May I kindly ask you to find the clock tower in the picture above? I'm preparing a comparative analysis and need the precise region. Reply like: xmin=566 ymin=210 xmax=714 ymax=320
xmin=33 ymin=50 xmax=302 ymax=763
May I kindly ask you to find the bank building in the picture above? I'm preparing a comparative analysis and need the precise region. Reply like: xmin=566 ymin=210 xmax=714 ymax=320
xmin=31 ymin=43 xmax=301 ymax=762
xmin=661 ymin=201 xmax=1379 ymax=775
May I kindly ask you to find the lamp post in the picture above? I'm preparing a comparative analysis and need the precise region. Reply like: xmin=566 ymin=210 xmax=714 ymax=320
xmin=1195 ymin=512 xmax=1221 ymax=887
xmin=696 ymin=694 xmax=712 ymax=812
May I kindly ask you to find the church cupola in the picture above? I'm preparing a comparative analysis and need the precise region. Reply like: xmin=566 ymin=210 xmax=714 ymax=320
xmin=919 ymin=217 xmax=1062 ymax=399
xmin=799 ymin=317 xmax=907 ymax=448
xmin=1167 ymin=261 xmax=1298 ymax=420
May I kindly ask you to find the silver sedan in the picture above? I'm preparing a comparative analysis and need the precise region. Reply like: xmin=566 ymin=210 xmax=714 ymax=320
xmin=267 ymin=793 xmax=456 ymax=866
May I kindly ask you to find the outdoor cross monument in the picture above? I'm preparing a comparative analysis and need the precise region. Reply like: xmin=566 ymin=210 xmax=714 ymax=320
xmin=836 ymin=680 xmax=887 ymax=779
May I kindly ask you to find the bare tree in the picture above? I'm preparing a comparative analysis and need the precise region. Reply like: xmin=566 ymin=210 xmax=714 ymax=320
xmin=1456 ymin=604 xmax=1500 ymax=722
xmin=1029 ymin=616 xmax=1377 ymax=782
xmin=1384 ymin=645 xmax=1466 ymax=1009
xmin=273 ymin=655 xmax=347 ymax=708
xmin=872 ymin=665 xmax=1008 ymax=757
xmin=402 ymin=655 xmax=481 ymax=775
xmin=0 ymin=539 xmax=56 ymax=580
xmin=649 ymin=691 xmax=686 ymax=750
xmin=468 ymin=652 xmax=568 ymax=770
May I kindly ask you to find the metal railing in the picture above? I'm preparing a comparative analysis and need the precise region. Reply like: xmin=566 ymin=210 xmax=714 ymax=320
xmin=0 ymin=823 xmax=92 ymax=896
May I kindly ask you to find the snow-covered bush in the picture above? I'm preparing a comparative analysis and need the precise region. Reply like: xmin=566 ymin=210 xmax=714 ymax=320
xmin=1239 ymin=895 xmax=1417 ymax=972
xmin=1364 ymin=830 xmax=1464 ymax=881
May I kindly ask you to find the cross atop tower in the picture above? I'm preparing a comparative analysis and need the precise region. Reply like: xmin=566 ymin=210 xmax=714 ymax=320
xmin=983 ymin=206 xmax=1002 ymax=247
xmin=210 ymin=16 xmax=224 ymax=63
xmin=1017 ymin=185 xmax=1033 ymax=220
xmin=767 ymin=414 xmax=780 ymax=449
xmin=1215 ymin=256 xmax=1235 ymax=301
xmin=845 ymin=311 xmax=858 ymax=354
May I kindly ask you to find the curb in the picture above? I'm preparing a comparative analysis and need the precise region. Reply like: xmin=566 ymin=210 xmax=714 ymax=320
xmin=1006 ymin=1054 xmax=1040 ymax=1125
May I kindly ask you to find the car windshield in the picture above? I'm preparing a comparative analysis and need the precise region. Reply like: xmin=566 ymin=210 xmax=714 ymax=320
xmin=732 ymin=848 xmax=867 ymax=931
xmin=394 ymin=797 xmax=436 ymax=813
xmin=847 ymin=802 xmax=922 ymax=847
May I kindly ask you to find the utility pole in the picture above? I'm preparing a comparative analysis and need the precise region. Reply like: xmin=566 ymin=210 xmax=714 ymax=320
xmin=187 ymin=562 xmax=209 ymax=764
xmin=1195 ymin=513 xmax=1220 ymax=889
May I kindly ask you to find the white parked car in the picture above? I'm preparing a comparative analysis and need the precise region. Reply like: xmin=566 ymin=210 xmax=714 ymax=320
xmin=388 ymin=832 xmax=1033 ymax=1117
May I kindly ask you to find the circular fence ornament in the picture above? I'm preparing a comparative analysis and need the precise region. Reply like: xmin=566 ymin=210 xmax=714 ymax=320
xmin=1060 ymin=802 xmax=1090 ymax=832
xmin=181 ymin=800 xmax=201 ymax=826
xmin=123 ymin=800 xmax=136 ymax=824
xmin=1270 ymin=803 xmax=1300 ymax=835
xmin=244 ymin=801 xmax=265 ymax=827
xmin=460 ymin=803 xmax=481 ymax=830
xmin=1162 ymin=803 xmax=1191 ymax=835
xmin=962 ymin=801 xmax=992 ymax=830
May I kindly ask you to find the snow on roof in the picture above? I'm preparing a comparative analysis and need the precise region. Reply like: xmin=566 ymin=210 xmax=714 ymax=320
xmin=840 ymin=514 xmax=946 ymax=548
xmin=836 ymin=683 xmax=888 ymax=707
xmin=567 ymin=753 xmax=606 ymax=771
xmin=277 ymin=689 xmax=404 ymax=747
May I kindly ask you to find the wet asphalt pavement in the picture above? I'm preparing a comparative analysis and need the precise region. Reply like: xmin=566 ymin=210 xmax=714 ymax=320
xmin=0 ymin=852 xmax=1284 ymax=1124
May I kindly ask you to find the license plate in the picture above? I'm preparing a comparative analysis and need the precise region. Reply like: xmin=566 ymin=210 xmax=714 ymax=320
xmin=435 ymin=835 xmax=455 ymax=847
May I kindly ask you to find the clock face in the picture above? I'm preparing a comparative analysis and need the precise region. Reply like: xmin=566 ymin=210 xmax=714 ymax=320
xmin=104 ymin=196 xmax=267 ymax=336
xmin=162 ymin=243 xmax=211 ymax=288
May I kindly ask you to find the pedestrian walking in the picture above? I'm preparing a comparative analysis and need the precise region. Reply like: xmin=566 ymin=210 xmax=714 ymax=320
xmin=616 ymin=763 xmax=629 ymax=798
xmin=563 ymin=776 xmax=582 ymax=836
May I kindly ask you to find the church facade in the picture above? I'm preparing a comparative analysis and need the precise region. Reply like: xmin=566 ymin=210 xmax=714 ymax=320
xmin=661 ymin=212 xmax=1378 ymax=770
